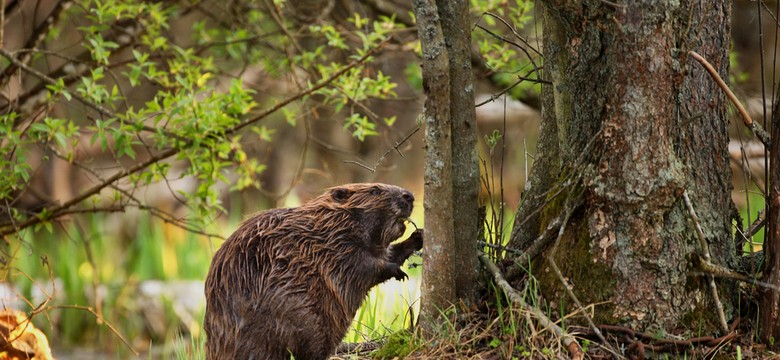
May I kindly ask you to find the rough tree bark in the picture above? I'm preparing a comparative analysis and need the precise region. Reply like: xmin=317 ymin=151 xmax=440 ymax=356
xmin=508 ymin=0 xmax=736 ymax=332
xmin=413 ymin=0 xmax=479 ymax=327
xmin=414 ymin=0 xmax=455 ymax=325
xmin=761 ymin=81 xmax=780 ymax=344
xmin=437 ymin=1 xmax=481 ymax=305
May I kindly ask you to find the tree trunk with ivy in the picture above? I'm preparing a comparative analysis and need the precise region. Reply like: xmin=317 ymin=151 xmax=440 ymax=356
xmin=508 ymin=0 xmax=737 ymax=333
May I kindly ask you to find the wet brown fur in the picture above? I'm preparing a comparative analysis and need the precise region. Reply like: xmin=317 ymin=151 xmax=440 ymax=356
xmin=204 ymin=183 xmax=423 ymax=360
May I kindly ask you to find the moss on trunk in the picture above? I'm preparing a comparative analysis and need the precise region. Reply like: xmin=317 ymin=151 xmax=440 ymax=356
xmin=508 ymin=0 xmax=736 ymax=333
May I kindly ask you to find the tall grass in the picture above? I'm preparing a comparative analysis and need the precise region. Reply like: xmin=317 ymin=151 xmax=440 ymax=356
xmin=7 ymin=211 xmax=219 ymax=355
xmin=344 ymin=262 xmax=422 ymax=343
xmin=6 ymin=204 xmax=424 ymax=357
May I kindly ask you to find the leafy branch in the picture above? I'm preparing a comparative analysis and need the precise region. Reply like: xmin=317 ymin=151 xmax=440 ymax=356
xmin=0 ymin=40 xmax=387 ymax=238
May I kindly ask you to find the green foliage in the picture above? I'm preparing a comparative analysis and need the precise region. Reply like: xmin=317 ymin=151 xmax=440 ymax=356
xmin=729 ymin=42 xmax=749 ymax=85
xmin=0 ymin=0 xmax=407 ymax=238
xmin=471 ymin=0 xmax=541 ymax=100
xmin=485 ymin=129 xmax=503 ymax=151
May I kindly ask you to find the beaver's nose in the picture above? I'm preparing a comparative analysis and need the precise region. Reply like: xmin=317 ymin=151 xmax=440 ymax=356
xmin=402 ymin=191 xmax=414 ymax=203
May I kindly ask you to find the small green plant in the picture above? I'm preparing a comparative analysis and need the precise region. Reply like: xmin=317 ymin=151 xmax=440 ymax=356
xmin=371 ymin=329 xmax=420 ymax=359
xmin=580 ymin=339 xmax=590 ymax=353
xmin=485 ymin=129 xmax=503 ymax=151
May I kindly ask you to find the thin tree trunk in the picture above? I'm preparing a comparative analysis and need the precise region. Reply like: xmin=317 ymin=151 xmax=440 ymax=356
xmin=438 ymin=0 xmax=480 ymax=305
xmin=413 ymin=0 xmax=479 ymax=328
xmin=509 ymin=0 xmax=736 ymax=332
xmin=414 ymin=0 xmax=456 ymax=326
xmin=760 ymin=83 xmax=780 ymax=344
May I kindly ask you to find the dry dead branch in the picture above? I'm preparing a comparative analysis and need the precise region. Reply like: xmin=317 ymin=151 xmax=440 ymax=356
xmin=478 ymin=251 xmax=584 ymax=360
xmin=682 ymin=190 xmax=729 ymax=334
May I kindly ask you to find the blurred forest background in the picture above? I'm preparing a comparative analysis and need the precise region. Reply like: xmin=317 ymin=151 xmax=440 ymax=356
xmin=0 ymin=0 xmax=774 ymax=358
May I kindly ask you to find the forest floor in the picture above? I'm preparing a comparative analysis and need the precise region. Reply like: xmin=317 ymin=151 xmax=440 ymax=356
xmin=333 ymin=301 xmax=780 ymax=360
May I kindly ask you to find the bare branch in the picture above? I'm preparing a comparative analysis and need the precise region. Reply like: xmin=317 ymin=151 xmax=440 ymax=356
xmin=481 ymin=12 xmax=542 ymax=57
xmin=688 ymin=50 xmax=771 ymax=147
xmin=56 ymin=305 xmax=137 ymax=355
xmin=343 ymin=126 xmax=420 ymax=172
xmin=478 ymin=251 xmax=584 ymax=360
xmin=475 ymin=68 xmax=550 ymax=108
xmin=547 ymin=198 xmax=622 ymax=360
xmin=0 ymin=0 xmax=74 ymax=85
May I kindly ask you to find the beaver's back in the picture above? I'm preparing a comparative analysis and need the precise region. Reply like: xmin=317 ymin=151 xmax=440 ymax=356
xmin=204 ymin=206 xmax=342 ymax=359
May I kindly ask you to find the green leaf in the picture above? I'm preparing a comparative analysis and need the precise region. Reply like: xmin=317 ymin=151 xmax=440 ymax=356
xmin=252 ymin=126 xmax=275 ymax=142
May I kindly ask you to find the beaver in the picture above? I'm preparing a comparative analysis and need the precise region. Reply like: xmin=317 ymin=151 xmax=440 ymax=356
xmin=204 ymin=183 xmax=423 ymax=360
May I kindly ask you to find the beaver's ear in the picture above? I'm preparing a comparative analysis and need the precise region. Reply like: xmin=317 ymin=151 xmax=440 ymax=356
xmin=330 ymin=188 xmax=353 ymax=203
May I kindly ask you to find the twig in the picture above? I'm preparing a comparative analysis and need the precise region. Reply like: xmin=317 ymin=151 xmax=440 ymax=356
xmin=759 ymin=0 xmax=780 ymax=26
xmin=0 ymin=0 xmax=74 ymax=84
xmin=0 ymin=263 xmax=54 ymax=347
xmin=693 ymin=259 xmax=780 ymax=291
xmin=599 ymin=0 xmax=626 ymax=8
xmin=477 ymin=240 xmax=524 ymax=256
xmin=509 ymin=212 xmax=564 ymax=270
xmin=473 ymin=22 xmax=542 ymax=82
xmin=56 ymin=304 xmax=138 ymax=355
xmin=0 ymin=47 xmax=177 ymax=140
xmin=682 ymin=190 xmax=729 ymax=334
xmin=336 ymin=340 xmax=382 ymax=354
xmin=0 ymin=146 xmax=178 ymax=237
xmin=475 ymin=69 xmax=550 ymax=108
xmin=688 ymin=50 xmax=771 ymax=147
xmin=478 ymin=251 xmax=584 ymax=360
xmin=232 ymin=39 xmax=387 ymax=133
xmin=745 ymin=209 xmax=767 ymax=239
xmin=35 ymin=145 xmax=225 ymax=239
xmin=0 ymin=0 xmax=5 ymax=50
xmin=481 ymin=12 xmax=543 ymax=58
xmin=569 ymin=319 xmax=738 ymax=354
xmin=343 ymin=127 xmax=420 ymax=172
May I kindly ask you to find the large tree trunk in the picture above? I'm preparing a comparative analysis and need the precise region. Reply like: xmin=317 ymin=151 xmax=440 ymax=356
xmin=509 ymin=0 xmax=736 ymax=332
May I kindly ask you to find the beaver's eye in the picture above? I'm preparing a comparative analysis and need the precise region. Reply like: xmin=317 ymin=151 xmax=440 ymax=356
xmin=370 ymin=188 xmax=381 ymax=195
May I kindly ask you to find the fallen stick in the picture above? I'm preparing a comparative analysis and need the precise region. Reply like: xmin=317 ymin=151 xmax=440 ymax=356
xmin=682 ymin=190 xmax=729 ymax=334
xmin=478 ymin=251 xmax=584 ymax=360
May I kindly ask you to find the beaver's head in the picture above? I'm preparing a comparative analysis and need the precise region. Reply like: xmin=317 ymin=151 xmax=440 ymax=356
xmin=320 ymin=183 xmax=414 ymax=250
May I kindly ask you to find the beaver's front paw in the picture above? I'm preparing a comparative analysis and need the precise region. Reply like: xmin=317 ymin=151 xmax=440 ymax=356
xmin=409 ymin=229 xmax=423 ymax=251
xmin=386 ymin=263 xmax=408 ymax=281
